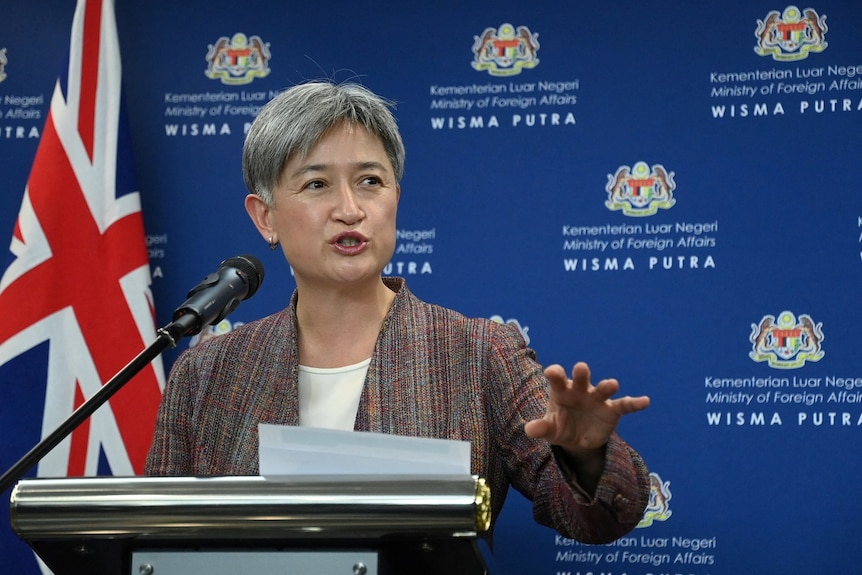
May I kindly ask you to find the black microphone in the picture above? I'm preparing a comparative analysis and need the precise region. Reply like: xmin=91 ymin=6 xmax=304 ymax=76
xmin=166 ymin=254 xmax=265 ymax=339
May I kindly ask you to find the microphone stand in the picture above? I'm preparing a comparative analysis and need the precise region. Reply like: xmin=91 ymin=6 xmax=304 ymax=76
xmin=0 ymin=314 xmax=198 ymax=494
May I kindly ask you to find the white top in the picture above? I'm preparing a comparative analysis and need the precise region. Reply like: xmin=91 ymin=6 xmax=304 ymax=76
xmin=297 ymin=358 xmax=370 ymax=430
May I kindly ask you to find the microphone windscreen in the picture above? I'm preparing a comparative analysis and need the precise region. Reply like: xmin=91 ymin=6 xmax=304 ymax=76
xmin=219 ymin=254 xmax=265 ymax=299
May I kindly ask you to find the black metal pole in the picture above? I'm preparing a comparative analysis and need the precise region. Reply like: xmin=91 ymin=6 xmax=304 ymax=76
xmin=0 ymin=315 xmax=196 ymax=494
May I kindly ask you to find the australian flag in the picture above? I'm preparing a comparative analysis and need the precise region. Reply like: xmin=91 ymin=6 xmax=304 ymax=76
xmin=0 ymin=0 xmax=165 ymax=572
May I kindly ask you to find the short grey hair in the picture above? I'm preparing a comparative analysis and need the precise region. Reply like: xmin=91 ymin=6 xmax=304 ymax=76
xmin=242 ymin=81 xmax=405 ymax=205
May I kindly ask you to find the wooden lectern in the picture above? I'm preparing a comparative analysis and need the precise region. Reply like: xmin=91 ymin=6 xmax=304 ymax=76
xmin=10 ymin=474 xmax=491 ymax=575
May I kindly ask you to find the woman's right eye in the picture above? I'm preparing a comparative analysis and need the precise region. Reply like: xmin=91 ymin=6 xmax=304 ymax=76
xmin=303 ymin=180 xmax=326 ymax=191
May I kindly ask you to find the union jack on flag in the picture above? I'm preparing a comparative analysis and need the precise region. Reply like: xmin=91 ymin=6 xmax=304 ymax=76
xmin=0 ymin=0 xmax=164 ymax=569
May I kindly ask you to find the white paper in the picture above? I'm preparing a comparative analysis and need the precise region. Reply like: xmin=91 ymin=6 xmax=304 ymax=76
xmin=258 ymin=424 xmax=471 ymax=477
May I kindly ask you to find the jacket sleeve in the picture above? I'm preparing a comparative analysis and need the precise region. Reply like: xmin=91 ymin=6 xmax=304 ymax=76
xmin=485 ymin=321 xmax=650 ymax=543
xmin=144 ymin=349 xmax=195 ymax=476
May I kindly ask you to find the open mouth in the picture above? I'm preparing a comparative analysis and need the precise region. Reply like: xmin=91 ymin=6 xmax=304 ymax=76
xmin=337 ymin=236 xmax=361 ymax=247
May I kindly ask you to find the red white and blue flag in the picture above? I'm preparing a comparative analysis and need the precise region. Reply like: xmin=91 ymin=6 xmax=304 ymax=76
xmin=0 ymin=0 xmax=164 ymax=570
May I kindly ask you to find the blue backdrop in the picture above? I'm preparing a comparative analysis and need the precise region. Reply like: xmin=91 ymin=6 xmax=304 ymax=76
xmin=2 ymin=1 xmax=861 ymax=573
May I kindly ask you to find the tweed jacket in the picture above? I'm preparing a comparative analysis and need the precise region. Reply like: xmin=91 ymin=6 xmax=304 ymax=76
xmin=145 ymin=277 xmax=650 ymax=543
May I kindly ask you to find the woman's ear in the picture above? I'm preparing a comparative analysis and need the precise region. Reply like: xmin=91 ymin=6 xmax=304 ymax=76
xmin=244 ymin=194 xmax=274 ymax=242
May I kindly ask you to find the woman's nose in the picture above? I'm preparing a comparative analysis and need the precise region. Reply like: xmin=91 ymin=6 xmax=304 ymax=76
xmin=333 ymin=183 xmax=364 ymax=223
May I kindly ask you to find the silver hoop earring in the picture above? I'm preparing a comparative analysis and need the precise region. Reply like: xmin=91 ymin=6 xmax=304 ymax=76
xmin=268 ymin=236 xmax=278 ymax=250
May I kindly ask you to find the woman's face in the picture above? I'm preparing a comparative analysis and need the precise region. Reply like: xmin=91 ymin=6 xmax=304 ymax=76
xmin=262 ymin=122 xmax=400 ymax=289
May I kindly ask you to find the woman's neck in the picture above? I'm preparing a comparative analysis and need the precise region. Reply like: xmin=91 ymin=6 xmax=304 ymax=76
xmin=294 ymin=278 xmax=396 ymax=368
